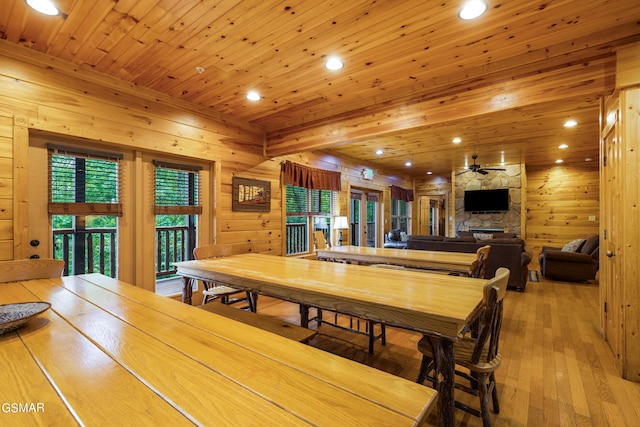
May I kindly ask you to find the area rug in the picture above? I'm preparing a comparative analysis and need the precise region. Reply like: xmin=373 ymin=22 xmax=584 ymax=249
xmin=528 ymin=270 xmax=540 ymax=282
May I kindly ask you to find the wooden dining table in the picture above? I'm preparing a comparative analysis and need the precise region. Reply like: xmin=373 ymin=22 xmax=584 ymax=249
xmin=315 ymin=245 xmax=477 ymax=273
xmin=175 ymin=253 xmax=488 ymax=427
xmin=0 ymin=273 xmax=437 ymax=426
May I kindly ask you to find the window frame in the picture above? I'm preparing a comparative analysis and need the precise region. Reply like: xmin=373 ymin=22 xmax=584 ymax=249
xmin=391 ymin=198 xmax=411 ymax=233
xmin=285 ymin=185 xmax=337 ymax=255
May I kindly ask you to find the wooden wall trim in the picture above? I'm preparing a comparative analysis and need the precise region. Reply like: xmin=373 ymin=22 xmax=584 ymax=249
xmin=616 ymin=43 xmax=640 ymax=88
xmin=621 ymin=88 xmax=640 ymax=380
xmin=12 ymin=116 xmax=29 ymax=259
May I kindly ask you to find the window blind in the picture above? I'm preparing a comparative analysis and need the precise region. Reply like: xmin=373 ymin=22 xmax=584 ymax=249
xmin=48 ymin=144 xmax=123 ymax=216
xmin=153 ymin=160 xmax=202 ymax=215
xmin=286 ymin=185 xmax=337 ymax=216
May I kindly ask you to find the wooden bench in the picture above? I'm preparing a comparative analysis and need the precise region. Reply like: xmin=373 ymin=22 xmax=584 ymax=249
xmin=199 ymin=302 xmax=317 ymax=343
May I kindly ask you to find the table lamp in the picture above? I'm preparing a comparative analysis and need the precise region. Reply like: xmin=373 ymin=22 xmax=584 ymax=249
xmin=333 ymin=216 xmax=349 ymax=246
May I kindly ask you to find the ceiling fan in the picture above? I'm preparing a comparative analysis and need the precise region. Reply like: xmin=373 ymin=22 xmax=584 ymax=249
xmin=456 ymin=154 xmax=506 ymax=175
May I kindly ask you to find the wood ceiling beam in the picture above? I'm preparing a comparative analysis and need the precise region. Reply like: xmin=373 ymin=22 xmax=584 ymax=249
xmin=265 ymin=54 xmax=616 ymax=158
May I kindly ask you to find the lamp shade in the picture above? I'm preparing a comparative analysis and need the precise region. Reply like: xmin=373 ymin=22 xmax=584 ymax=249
xmin=333 ymin=216 xmax=349 ymax=230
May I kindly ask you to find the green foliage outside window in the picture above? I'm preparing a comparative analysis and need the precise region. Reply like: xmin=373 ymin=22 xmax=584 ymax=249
xmin=286 ymin=185 xmax=334 ymax=254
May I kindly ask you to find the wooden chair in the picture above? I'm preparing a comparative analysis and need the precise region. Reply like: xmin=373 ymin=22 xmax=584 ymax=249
xmin=469 ymin=245 xmax=491 ymax=278
xmin=0 ymin=259 xmax=65 ymax=283
xmin=313 ymin=230 xmax=331 ymax=250
xmin=416 ymin=267 xmax=510 ymax=427
xmin=448 ymin=244 xmax=491 ymax=278
xmin=310 ymin=233 xmax=387 ymax=353
xmin=193 ymin=244 xmax=256 ymax=312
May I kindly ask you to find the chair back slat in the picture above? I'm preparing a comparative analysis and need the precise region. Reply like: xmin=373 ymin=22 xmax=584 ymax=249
xmin=313 ymin=231 xmax=330 ymax=250
xmin=193 ymin=244 xmax=233 ymax=260
xmin=0 ymin=259 xmax=65 ymax=283
xmin=469 ymin=245 xmax=491 ymax=278
xmin=471 ymin=267 xmax=509 ymax=363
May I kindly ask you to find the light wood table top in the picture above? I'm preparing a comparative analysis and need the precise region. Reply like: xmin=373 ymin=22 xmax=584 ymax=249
xmin=175 ymin=253 xmax=488 ymax=427
xmin=0 ymin=273 xmax=436 ymax=426
xmin=316 ymin=245 xmax=477 ymax=272
xmin=176 ymin=253 xmax=485 ymax=338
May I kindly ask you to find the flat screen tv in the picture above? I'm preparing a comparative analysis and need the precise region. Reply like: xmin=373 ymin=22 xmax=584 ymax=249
xmin=464 ymin=188 xmax=509 ymax=212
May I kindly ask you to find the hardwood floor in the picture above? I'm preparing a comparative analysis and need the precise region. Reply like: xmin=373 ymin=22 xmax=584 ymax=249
xmin=256 ymin=275 xmax=640 ymax=426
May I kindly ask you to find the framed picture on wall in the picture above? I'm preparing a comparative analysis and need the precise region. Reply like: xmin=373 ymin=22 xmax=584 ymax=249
xmin=232 ymin=177 xmax=271 ymax=212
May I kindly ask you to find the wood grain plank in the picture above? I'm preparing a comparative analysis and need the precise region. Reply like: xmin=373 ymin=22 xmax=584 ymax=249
xmin=20 ymin=279 xmax=312 ymax=426
xmin=0 ymin=281 xmax=195 ymax=426
xmin=24 ymin=276 xmax=434 ymax=426
xmin=71 ymin=273 xmax=438 ymax=424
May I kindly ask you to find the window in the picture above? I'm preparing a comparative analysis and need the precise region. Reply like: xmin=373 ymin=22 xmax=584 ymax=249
xmin=391 ymin=198 xmax=411 ymax=233
xmin=48 ymin=144 xmax=122 ymax=277
xmin=285 ymin=185 xmax=336 ymax=254
xmin=390 ymin=185 xmax=413 ymax=234
xmin=153 ymin=161 xmax=201 ymax=280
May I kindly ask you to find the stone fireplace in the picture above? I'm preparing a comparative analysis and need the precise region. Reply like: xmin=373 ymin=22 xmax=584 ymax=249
xmin=454 ymin=164 xmax=522 ymax=235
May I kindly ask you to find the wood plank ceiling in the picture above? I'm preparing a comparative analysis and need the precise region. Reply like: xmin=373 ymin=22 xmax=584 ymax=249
xmin=1 ymin=0 xmax=639 ymax=177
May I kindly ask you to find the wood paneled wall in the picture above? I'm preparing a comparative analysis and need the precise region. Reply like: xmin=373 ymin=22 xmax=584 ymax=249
xmin=525 ymin=163 xmax=600 ymax=268
xmin=0 ymin=43 xmax=411 ymax=287
xmin=0 ymin=115 xmax=15 ymax=259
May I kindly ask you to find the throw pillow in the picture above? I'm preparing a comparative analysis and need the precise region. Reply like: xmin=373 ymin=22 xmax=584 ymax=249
xmin=473 ymin=233 xmax=494 ymax=241
xmin=561 ymin=238 xmax=586 ymax=253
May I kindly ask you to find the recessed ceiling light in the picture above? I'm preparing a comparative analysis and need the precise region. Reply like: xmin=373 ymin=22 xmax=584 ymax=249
xmin=459 ymin=1 xmax=487 ymax=20
xmin=375 ymin=149 xmax=384 ymax=155
xmin=246 ymin=90 xmax=261 ymax=101
xmin=555 ymin=159 xmax=564 ymax=164
xmin=452 ymin=137 xmax=462 ymax=144
xmin=27 ymin=0 xmax=59 ymax=15
xmin=405 ymin=161 xmax=412 ymax=167
xmin=564 ymin=119 xmax=578 ymax=128
xmin=558 ymin=144 xmax=569 ymax=149
xmin=585 ymin=157 xmax=594 ymax=162
xmin=195 ymin=66 xmax=205 ymax=73
xmin=426 ymin=171 xmax=433 ymax=175
xmin=325 ymin=57 xmax=344 ymax=71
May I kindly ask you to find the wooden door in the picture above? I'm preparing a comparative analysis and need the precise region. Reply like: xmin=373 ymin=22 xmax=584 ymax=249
xmin=600 ymin=99 xmax=623 ymax=367
xmin=419 ymin=196 xmax=431 ymax=235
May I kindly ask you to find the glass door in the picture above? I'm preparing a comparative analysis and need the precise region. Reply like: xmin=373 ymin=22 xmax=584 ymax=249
xmin=350 ymin=190 xmax=380 ymax=247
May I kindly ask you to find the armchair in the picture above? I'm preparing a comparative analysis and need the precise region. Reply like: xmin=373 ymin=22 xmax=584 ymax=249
xmin=538 ymin=234 xmax=599 ymax=281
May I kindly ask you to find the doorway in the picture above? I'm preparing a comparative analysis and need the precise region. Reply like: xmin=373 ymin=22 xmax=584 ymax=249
xmin=419 ymin=195 xmax=447 ymax=236
xmin=350 ymin=189 xmax=380 ymax=247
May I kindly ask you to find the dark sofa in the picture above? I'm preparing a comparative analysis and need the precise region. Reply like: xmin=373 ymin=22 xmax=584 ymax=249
xmin=406 ymin=233 xmax=533 ymax=291
xmin=383 ymin=229 xmax=407 ymax=249
xmin=538 ymin=234 xmax=599 ymax=281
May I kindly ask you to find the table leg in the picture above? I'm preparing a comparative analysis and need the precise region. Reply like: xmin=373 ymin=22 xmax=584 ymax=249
xmin=434 ymin=337 xmax=455 ymax=427
xmin=182 ymin=276 xmax=193 ymax=305
xmin=299 ymin=304 xmax=309 ymax=328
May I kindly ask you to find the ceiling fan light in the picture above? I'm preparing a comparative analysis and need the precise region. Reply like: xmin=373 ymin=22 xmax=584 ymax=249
xmin=26 ymin=0 xmax=59 ymax=15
